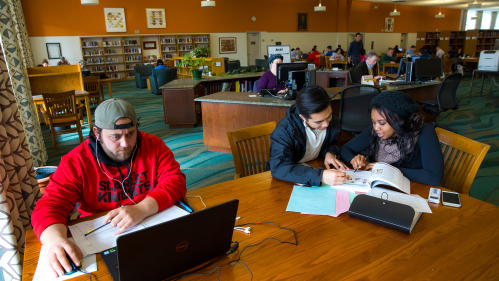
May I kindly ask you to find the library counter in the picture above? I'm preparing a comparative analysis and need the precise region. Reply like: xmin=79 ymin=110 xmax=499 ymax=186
xmin=160 ymin=73 xmax=263 ymax=89
xmin=196 ymin=82 xmax=441 ymax=153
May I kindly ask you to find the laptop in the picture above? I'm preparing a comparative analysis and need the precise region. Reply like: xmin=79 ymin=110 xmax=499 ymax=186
xmin=101 ymin=200 xmax=239 ymax=281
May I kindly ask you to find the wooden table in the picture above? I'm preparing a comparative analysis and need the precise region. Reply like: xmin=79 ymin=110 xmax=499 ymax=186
xmin=33 ymin=90 xmax=93 ymax=129
xmin=22 ymin=160 xmax=499 ymax=280
xmin=99 ymin=78 xmax=113 ymax=101
xmin=327 ymin=59 xmax=348 ymax=69
xmin=381 ymin=63 xmax=399 ymax=75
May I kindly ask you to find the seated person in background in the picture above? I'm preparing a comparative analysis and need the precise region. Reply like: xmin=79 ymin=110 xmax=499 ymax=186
xmin=450 ymin=48 xmax=464 ymax=71
xmin=258 ymin=54 xmax=286 ymax=94
xmin=329 ymin=49 xmax=345 ymax=61
xmin=380 ymin=48 xmax=397 ymax=74
xmin=309 ymin=47 xmax=321 ymax=67
xmin=31 ymin=99 xmax=186 ymax=277
xmin=405 ymin=45 xmax=416 ymax=57
xmin=450 ymin=48 xmax=464 ymax=59
xmin=79 ymin=60 xmax=88 ymax=71
xmin=42 ymin=59 xmax=50 ymax=67
xmin=393 ymin=45 xmax=400 ymax=54
xmin=340 ymin=91 xmax=444 ymax=186
xmin=336 ymin=45 xmax=344 ymax=55
xmin=419 ymin=48 xmax=433 ymax=59
xmin=57 ymin=57 xmax=70 ymax=65
xmin=268 ymin=85 xmax=347 ymax=187
xmin=293 ymin=48 xmax=302 ymax=59
xmin=325 ymin=46 xmax=334 ymax=56
xmin=291 ymin=48 xmax=296 ymax=59
xmin=154 ymin=59 xmax=167 ymax=69
xmin=436 ymin=46 xmax=445 ymax=58
xmin=351 ymin=51 xmax=385 ymax=84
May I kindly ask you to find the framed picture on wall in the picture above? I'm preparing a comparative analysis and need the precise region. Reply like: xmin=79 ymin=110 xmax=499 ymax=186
xmin=385 ymin=18 xmax=394 ymax=32
xmin=46 ymin=43 xmax=61 ymax=59
xmin=297 ymin=13 xmax=308 ymax=31
xmin=219 ymin=37 xmax=237 ymax=54
xmin=146 ymin=8 xmax=166 ymax=28
xmin=143 ymin=41 xmax=157 ymax=50
xmin=104 ymin=8 xmax=127 ymax=32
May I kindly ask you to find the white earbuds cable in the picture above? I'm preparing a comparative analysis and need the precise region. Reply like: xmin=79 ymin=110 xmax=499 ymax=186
xmin=95 ymin=134 xmax=138 ymax=205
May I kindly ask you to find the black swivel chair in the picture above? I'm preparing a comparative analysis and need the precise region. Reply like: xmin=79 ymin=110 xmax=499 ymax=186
xmin=339 ymin=85 xmax=381 ymax=136
xmin=348 ymin=68 xmax=359 ymax=85
xmin=417 ymin=73 xmax=462 ymax=132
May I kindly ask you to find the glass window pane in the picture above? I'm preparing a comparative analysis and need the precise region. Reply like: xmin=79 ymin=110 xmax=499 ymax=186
xmin=466 ymin=10 xmax=477 ymax=31
xmin=495 ymin=13 xmax=499 ymax=30
xmin=481 ymin=11 xmax=492 ymax=29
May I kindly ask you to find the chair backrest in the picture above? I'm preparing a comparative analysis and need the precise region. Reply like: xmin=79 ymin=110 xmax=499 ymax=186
xmin=253 ymin=79 xmax=260 ymax=93
xmin=151 ymin=68 xmax=177 ymax=88
xmin=227 ymin=122 xmax=277 ymax=178
xmin=255 ymin=59 xmax=269 ymax=71
xmin=442 ymin=58 xmax=453 ymax=74
xmin=348 ymin=68 xmax=355 ymax=84
xmin=435 ymin=128 xmax=490 ymax=195
xmin=134 ymin=64 xmax=155 ymax=76
xmin=83 ymin=76 xmax=100 ymax=94
xmin=437 ymin=73 xmax=461 ymax=112
xmin=319 ymin=56 xmax=326 ymax=67
xmin=339 ymin=85 xmax=381 ymax=133
xmin=42 ymin=90 xmax=78 ymax=122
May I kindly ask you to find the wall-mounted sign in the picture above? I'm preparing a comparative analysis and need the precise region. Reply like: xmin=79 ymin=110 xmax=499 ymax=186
xmin=440 ymin=37 xmax=444 ymax=40
xmin=421 ymin=38 xmax=425 ymax=40
xmin=445 ymin=37 xmax=449 ymax=40
xmin=466 ymin=37 xmax=470 ymax=40
xmin=416 ymin=38 xmax=420 ymax=41
xmin=472 ymin=37 xmax=476 ymax=40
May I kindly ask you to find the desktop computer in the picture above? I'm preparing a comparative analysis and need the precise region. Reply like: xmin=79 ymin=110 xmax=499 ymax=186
xmin=415 ymin=58 xmax=443 ymax=82
xmin=276 ymin=63 xmax=316 ymax=99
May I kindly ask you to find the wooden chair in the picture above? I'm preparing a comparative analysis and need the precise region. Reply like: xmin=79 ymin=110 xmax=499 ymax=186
xmin=319 ymin=56 xmax=326 ymax=68
xmin=41 ymin=90 xmax=84 ymax=150
xmin=83 ymin=76 xmax=102 ymax=106
xmin=443 ymin=58 xmax=454 ymax=75
xmin=435 ymin=128 xmax=490 ymax=195
xmin=227 ymin=122 xmax=277 ymax=179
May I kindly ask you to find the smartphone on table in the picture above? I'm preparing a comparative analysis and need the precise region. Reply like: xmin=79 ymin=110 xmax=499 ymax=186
xmin=441 ymin=191 xmax=461 ymax=208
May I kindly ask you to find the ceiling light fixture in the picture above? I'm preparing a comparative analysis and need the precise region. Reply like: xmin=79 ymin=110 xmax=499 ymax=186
xmin=468 ymin=0 xmax=482 ymax=9
xmin=81 ymin=0 xmax=99 ymax=5
xmin=314 ymin=0 xmax=326 ymax=11
xmin=201 ymin=0 xmax=215 ymax=7
xmin=435 ymin=7 xmax=445 ymax=18
xmin=390 ymin=4 xmax=400 ymax=16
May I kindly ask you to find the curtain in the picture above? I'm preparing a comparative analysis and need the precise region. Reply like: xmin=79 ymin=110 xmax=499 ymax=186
xmin=0 ymin=45 xmax=40 ymax=280
xmin=8 ymin=0 xmax=35 ymax=68
xmin=0 ymin=0 xmax=47 ymax=166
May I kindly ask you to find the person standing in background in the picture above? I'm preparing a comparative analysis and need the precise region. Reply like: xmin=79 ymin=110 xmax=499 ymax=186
xmin=347 ymin=33 xmax=363 ymax=67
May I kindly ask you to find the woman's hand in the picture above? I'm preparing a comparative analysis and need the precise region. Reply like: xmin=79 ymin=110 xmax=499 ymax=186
xmin=324 ymin=153 xmax=348 ymax=170
xmin=350 ymin=154 xmax=367 ymax=170
xmin=365 ymin=162 xmax=378 ymax=171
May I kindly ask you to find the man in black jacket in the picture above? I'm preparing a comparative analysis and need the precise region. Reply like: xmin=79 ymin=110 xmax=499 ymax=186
xmin=350 ymin=51 xmax=385 ymax=84
xmin=268 ymin=86 xmax=348 ymax=187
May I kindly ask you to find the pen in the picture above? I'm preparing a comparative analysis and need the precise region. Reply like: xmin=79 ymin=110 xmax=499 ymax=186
xmin=85 ymin=221 xmax=111 ymax=236
xmin=354 ymin=158 xmax=367 ymax=173
xmin=179 ymin=200 xmax=194 ymax=213
xmin=120 ymin=201 xmax=131 ymax=207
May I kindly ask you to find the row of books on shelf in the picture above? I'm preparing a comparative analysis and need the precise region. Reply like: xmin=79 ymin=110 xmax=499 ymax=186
xmin=179 ymin=45 xmax=193 ymax=51
xmin=235 ymin=80 xmax=254 ymax=93
xmin=124 ymin=48 xmax=141 ymax=54
xmin=91 ymin=67 xmax=104 ymax=72
xmin=105 ymin=49 xmax=119 ymax=54
xmin=426 ymin=33 xmax=440 ymax=39
xmin=162 ymin=46 xmax=176 ymax=52
xmin=194 ymin=38 xmax=209 ymax=43
xmin=178 ymin=38 xmax=192 ymax=43
xmin=109 ymin=73 xmax=123 ymax=79
xmin=86 ymin=58 xmax=104 ymax=64
xmin=163 ymin=54 xmax=174 ymax=59
xmin=126 ymin=63 xmax=142 ymax=70
xmin=125 ymin=56 xmax=142 ymax=62
xmin=161 ymin=39 xmax=176 ymax=44
xmin=127 ymin=71 xmax=134 ymax=78
xmin=82 ymin=41 xmax=99 ymax=47
xmin=103 ymin=41 xmax=121 ymax=47
xmin=478 ymin=31 xmax=499 ymax=38
xmin=123 ymin=40 xmax=139 ymax=45
xmin=84 ymin=50 xmax=103 ymax=56
xmin=106 ymin=58 xmax=120 ymax=63
xmin=106 ymin=65 xmax=120 ymax=71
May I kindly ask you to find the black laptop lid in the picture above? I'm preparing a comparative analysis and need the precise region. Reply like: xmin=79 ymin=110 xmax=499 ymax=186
xmin=116 ymin=199 xmax=239 ymax=281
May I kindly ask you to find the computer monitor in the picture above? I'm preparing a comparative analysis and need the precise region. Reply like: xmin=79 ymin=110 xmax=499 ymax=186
xmin=415 ymin=58 xmax=443 ymax=79
xmin=82 ymin=70 xmax=91 ymax=77
xmin=396 ymin=59 xmax=407 ymax=78
xmin=276 ymin=63 xmax=307 ymax=85
xmin=410 ymin=56 xmax=420 ymax=61
xmin=398 ymin=48 xmax=403 ymax=52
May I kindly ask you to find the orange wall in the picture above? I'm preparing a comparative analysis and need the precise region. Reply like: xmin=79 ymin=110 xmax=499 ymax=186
xmin=21 ymin=0 xmax=462 ymax=36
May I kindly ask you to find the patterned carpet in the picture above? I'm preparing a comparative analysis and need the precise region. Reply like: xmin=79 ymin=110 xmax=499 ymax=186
xmin=41 ymin=77 xmax=499 ymax=205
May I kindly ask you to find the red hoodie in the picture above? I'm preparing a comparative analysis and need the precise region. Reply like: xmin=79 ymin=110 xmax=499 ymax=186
xmin=31 ymin=131 xmax=186 ymax=239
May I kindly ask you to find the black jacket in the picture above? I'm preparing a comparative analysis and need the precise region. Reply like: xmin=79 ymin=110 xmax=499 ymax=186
xmin=267 ymin=104 xmax=341 ymax=186
xmin=351 ymin=61 xmax=378 ymax=84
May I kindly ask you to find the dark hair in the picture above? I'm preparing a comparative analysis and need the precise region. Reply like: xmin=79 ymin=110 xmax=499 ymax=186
xmin=296 ymin=86 xmax=331 ymax=119
xmin=157 ymin=59 xmax=164 ymax=65
xmin=356 ymin=33 xmax=361 ymax=37
xmin=368 ymin=104 xmax=424 ymax=165
xmin=411 ymin=45 xmax=415 ymax=48
xmin=90 ymin=125 xmax=103 ymax=139
xmin=291 ymin=48 xmax=295 ymax=51
xmin=338 ymin=45 xmax=341 ymax=48
xmin=419 ymin=48 xmax=426 ymax=54
xmin=296 ymin=47 xmax=300 ymax=50
xmin=327 ymin=45 xmax=332 ymax=49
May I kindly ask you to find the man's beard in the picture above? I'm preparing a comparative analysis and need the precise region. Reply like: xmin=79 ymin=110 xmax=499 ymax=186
xmin=100 ymin=141 xmax=134 ymax=162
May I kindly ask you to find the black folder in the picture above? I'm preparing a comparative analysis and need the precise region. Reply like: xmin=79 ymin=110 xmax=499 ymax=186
xmin=348 ymin=194 xmax=422 ymax=234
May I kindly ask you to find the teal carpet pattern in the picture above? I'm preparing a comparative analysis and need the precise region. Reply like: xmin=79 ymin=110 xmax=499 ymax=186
xmin=42 ymin=78 xmax=499 ymax=206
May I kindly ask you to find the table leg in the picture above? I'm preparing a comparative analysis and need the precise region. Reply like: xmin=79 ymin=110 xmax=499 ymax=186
xmin=490 ymin=75 xmax=494 ymax=93
xmin=480 ymin=75 xmax=485 ymax=96
xmin=469 ymin=72 xmax=475 ymax=98
xmin=85 ymin=96 xmax=93 ymax=130
xmin=107 ymin=82 xmax=113 ymax=99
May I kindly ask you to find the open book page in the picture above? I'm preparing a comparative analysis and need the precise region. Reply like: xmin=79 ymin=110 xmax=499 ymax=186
xmin=368 ymin=163 xmax=410 ymax=194
xmin=327 ymin=170 xmax=372 ymax=193
xmin=366 ymin=188 xmax=432 ymax=213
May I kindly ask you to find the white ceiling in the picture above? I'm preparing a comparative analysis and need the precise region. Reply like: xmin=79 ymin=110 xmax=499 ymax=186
xmin=358 ymin=0 xmax=499 ymax=11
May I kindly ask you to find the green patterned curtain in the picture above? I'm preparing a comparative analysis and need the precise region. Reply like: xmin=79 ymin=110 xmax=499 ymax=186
xmin=0 ymin=0 xmax=47 ymax=166
xmin=8 ymin=0 xmax=35 ymax=67
xmin=0 ymin=44 xmax=41 ymax=280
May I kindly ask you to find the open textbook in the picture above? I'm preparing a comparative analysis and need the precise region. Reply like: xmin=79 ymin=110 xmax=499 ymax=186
xmin=331 ymin=162 xmax=410 ymax=194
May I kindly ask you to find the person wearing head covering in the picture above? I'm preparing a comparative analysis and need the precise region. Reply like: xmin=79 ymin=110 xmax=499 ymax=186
xmin=340 ymin=91 xmax=444 ymax=185
xmin=257 ymin=54 xmax=287 ymax=93
xmin=57 ymin=57 xmax=70 ymax=66
xmin=154 ymin=59 xmax=167 ymax=69
xmin=31 ymin=99 xmax=186 ymax=277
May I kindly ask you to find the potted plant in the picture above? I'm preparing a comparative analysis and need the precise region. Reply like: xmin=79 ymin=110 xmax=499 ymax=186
xmin=193 ymin=46 xmax=211 ymax=58
xmin=178 ymin=52 xmax=213 ymax=79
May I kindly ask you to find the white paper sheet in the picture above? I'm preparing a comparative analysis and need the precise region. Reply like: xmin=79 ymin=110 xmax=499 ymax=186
xmin=32 ymin=238 xmax=97 ymax=281
xmin=366 ymin=188 xmax=432 ymax=213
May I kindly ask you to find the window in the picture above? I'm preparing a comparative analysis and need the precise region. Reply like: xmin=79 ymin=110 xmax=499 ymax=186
xmin=466 ymin=10 xmax=477 ymax=31
xmin=481 ymin=11 xmax=492 ymax=29
xmin=495 ymin=12 xmax=499 ymax=30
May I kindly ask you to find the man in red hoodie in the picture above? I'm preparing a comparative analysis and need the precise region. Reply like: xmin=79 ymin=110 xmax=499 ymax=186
xmin=31 ymin=98 xmax=186 ymax=277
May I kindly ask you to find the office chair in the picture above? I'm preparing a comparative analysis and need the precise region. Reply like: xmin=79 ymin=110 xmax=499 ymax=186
xmin=348 ymin=68 xmax=359 ymax=85
xmin=339 ymin=85 xmax=381 ymax=136
xmin=253 ymin=80 xmax=260 ymax=93
xmin=417 ymin=73 xmax=462 ymax=133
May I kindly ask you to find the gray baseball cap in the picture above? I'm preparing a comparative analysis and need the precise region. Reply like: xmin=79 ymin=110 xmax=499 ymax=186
xmin=94 ymin=98 xmax=137 ymax=130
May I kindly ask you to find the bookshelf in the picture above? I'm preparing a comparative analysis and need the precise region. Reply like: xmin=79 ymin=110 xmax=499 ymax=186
xmin=464 ymin=29 xmax=499 ymax=56
xmin=415 ymin=31 xmax=441 ymax=55
xmin=80 ymin=34 xmax=211 ymax=81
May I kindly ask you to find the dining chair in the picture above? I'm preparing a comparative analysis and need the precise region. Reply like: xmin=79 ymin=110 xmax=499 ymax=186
xmin=436 ymin=128 xmax=490 ymax=195
xmin=41 ymin=90 xmax=84 ymax=150
xmin=83 ymin=76 xmax=102 ymax=106
xmin=227 ymin=122 xmax=277 ymax=179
